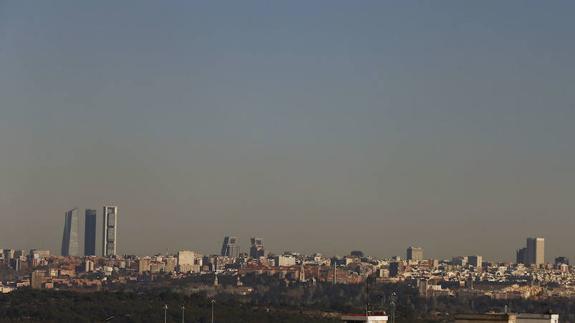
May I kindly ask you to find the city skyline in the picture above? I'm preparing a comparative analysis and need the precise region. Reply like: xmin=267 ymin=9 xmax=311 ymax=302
xmin=1 ymin=1 xmax=574 ymax=260
xmin=4 ymin=208 xmax=560 ymax=264
xmin=24 ymin=213 xmax=561 ymax=264
xmin=0 ymin=203 xmax=566 ymax=262
xmin=0 ymin=202 xmax=564 ymax=262
xmin=3 ymin=233 xmax=570 ymax=321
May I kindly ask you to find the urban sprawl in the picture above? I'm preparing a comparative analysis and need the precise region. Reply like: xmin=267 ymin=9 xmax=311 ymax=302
xmin=0 ymin=207 xmax=570 ymax=322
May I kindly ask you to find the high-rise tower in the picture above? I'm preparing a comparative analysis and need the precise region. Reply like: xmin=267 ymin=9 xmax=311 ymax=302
xmin=84 ymin=209 xmax=97 ymax=256
xmin=526 ymin=237 xmax=544 ymax=267
xmin=406 ymin=246 xmax=423 ymax=261
xmin=102 ymin=206 xmax=118 ymax=257
xmin=220 ymin=236 xmax=239 ymax=257
xmin=516 ymin=247 xmax=527 ymax=264
xmin=249 ymin=237 xmax=265 ymax=258
xmin=61 ymin=208 xmax=79 ymax=256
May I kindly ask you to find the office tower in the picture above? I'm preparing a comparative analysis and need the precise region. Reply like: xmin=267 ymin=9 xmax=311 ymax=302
xmin=177 ymin=250 xmax=201 ymax=273
xmin=406 ymin=246 xmax=424 ymax=261
xmin=555 ymin=257 xmax=569 ymax=266
xmin=220 ymin=236 xmax=239 ymax=257
xmin=516 ymin=247 xmax=527 ymax=264
xmin=30 ymin=270 xmax=45 ymax=289
xmin=84 ymin=209 xmax=97 ymax=256
xmin=11 ymin=258 xmax=21 ymax=271
xmin=102 ymin=206 xmax=118 ymax=257
xmin=526 ymin=237 xmax=545 ymax=266
xmin=61 ymin=208 xmax=80 ymax=256
xmin=468 ymin=255 xmax=483 ymax=269
xmin=2 ymin=249 xmax=14 ymax=260
xmin=274 ymin=255 xmax=296 ymax=267
xmin=452 ymin=256 xmax=468 ymax=266
xmin=138 ymin=257 xmax=151 ymax=274
xmin=249 ymin=237 xmax=265 ymax=258
xmin=165 ymin=257 xmax=177 ymax=273
xmin=29 ymin=249 xmax=50 ymax=259
xmin=389 ymin=262 xmax=404 ymax=277
xmin=84 ymin=259 xmax=95 ymax=272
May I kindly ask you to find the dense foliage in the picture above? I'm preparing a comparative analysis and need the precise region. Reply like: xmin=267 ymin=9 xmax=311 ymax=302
xmin=1 ymin=282 xmax=574 ymax=322
xmin=0 ymin=289 xmax=337 ymax=323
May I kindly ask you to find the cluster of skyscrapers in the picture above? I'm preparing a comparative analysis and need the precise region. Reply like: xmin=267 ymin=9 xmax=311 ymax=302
xmin=220 ymin=236 xmax=240 ymax=257
xmin=220 ymin=236 xmax=265 ymax=258
xmin=516 ymin=237 xmax=545 ymax=267
xmin=61 ymin=213 xmax=547 ymax=270
xmin=60 ymin=206 xmax=118 ymax=257
xmin=406 ymin=240 xmax=544 ymax=269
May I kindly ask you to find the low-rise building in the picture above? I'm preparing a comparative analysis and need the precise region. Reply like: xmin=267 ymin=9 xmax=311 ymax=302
xmin=274 ymin=255 xmax=296 ymax=267
xmin=341 ymin=313 xmax=388 ymax=323
xmin=455 ymin=313 xmax=559 ymax=323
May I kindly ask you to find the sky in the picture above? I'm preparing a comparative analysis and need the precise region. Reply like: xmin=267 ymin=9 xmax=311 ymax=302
xmin=1 ymin=1 xmax=574 ymax=261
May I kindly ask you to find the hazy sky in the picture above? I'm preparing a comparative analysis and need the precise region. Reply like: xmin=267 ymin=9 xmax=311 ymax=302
xmin=1 ymin=1 xmax=574 ymax=261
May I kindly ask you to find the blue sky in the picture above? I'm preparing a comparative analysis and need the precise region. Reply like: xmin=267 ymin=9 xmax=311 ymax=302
xmin=1 ymin=1 xmax=574 ymax=260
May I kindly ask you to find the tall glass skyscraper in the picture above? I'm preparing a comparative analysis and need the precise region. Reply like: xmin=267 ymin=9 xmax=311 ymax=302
xmin=220 ymin=236 xmax=239 ymax=257
xmin=102 ymin=206 xmax=118 ymax=257
xmin=61 ymin=208 xmax=79 ymax=256
xmin=84 ymin=209 xmax=97 ymax=256
xmin=249 ymin=237 xmax=265 ymax=258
